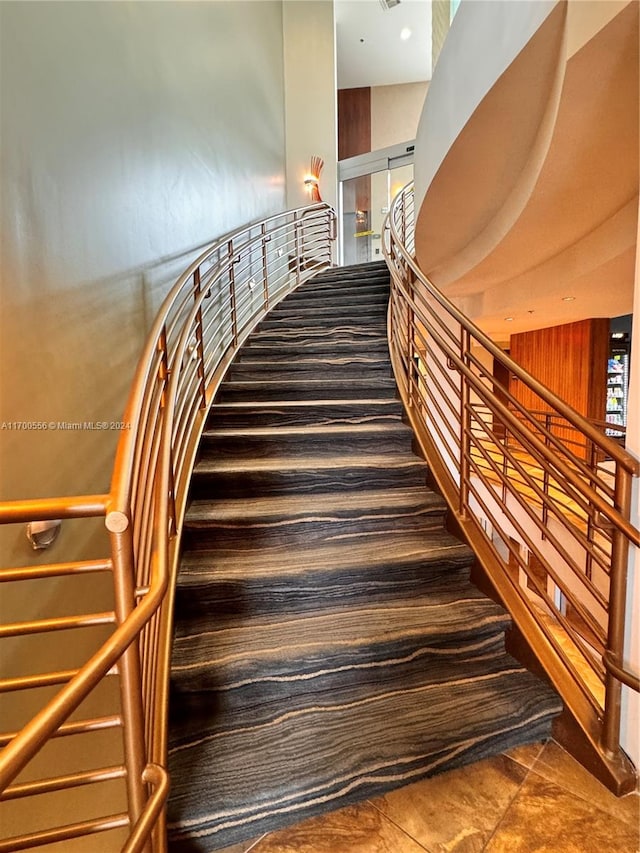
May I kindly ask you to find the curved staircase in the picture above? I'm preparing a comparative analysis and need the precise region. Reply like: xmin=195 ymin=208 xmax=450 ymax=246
xmin=166 ymin=262 xmax=562 ymax=851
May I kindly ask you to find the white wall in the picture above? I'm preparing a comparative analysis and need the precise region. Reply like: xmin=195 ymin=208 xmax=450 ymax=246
xmin=283 ymin=0 xmax=337 ymax=213
xmin=414 ymin=0 xmax=557 ymax=213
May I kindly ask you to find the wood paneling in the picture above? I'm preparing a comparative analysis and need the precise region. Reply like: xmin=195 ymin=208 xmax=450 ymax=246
xmin=509 ymin=318 xmax=609 ymax=422
xmin=338 ymin=87 xmax=371 ymax=160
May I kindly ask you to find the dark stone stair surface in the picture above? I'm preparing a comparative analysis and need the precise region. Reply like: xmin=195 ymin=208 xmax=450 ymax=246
xmin=167 ymin=261 xmax=561 ymax=852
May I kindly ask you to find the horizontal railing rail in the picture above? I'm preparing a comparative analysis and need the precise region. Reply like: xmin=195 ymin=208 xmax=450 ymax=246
xmin=0 ymin=203 xmax=336 ymax=851
xmin=383 ymin=184 xmax=639 ymax=776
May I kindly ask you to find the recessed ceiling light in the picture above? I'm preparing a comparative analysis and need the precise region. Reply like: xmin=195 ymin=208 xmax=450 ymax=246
xmin=562 ymin=296 xmax=575 ymax=302
xmin=504 ymin=317 xmax=514 ymax=322
xmin=400 ymin=27 xmax=412 ymax=41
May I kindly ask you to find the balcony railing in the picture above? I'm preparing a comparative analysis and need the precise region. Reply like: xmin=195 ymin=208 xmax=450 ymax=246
xmin=383 ymin=184 xmax=639 ymax=788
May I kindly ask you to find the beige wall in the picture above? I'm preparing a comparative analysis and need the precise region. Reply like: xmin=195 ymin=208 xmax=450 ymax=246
xmin=0 ymin=0 xmax=287 ymax=567
xmin=370 ymin=81 xmax=428 ymax=151
xmin=283 ymin=0 xmax=337 ymax=213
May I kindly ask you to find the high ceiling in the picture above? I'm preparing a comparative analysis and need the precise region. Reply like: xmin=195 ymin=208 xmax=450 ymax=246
xmin=336 ymin=0 xmax=432 ymax=89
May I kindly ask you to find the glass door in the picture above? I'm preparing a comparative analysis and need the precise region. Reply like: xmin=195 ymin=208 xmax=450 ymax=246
xmin=338 ymin=142 xmax=415 ymax=266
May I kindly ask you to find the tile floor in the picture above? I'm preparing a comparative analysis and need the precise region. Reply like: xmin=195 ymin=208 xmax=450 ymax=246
xmin=218 ymin=740 xmax=639 ymax=853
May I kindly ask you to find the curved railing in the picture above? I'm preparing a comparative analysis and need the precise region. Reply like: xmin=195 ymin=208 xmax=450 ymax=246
xmin=383 ymin=184 xmax=639 ymax=789
xmin=0 ymin=203 xmax=336 ymax=851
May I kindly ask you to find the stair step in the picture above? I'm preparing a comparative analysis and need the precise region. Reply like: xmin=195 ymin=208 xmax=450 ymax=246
xmin=167 ymin=648 xmax=560 ymax=851
xmin=199 ymin=422 xmax=414 ymax=458
xmin=207 ymin=399 xmax=403 ymax=428
xmin=176 ymin=527 xmax=472 ymax=616
xmin=225 ymin=357 xmax=391 ymax=381
xmin=191 ymin=453 xmax=429 ymax=498
xmin=239 ymin=339 xmax=390 ymax=359
xmin=171 ymin=587 xmax=510 ymax=693
xmin=245 ymin=325 xmax=386 ymax=346
xmin=183 ymin=486 xmax=445 ymax=545
xmin=215 ymin=377 xmax=398 ymax=403
xmin=257 ymin=316 xmax=387 ymax=333
xmin=279 ymin=290 xmax=388 ymax=310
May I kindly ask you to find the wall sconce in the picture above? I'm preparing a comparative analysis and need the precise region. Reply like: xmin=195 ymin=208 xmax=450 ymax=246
xmin=304 ymin=156 xmax=324 ymax=203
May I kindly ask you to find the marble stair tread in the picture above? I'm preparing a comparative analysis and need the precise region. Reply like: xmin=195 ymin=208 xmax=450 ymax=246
xmin=175 ymin=529 xmax=474 ymax=619
xmin=225 ymin=359 xmax=392 ymax=380
xmin=170 ymin=589 xmax=511 ymax=685
xmin=245 ymin=326 xmax=387 ymax=343
xmin=214 ymin=377 xmax=398 ymax=402
xmin=195 ymin=448 xmax=424 ymax=469
xmin=181 ymin=487 xmax=447 ymax=550
xmin=238 ymin=340 xmax=390 ymax=357
xmin=207 ymin=399 xmax=404 ymax=428
xmin=184 ymin=485 xmax=446 ymax=525
xmin=167 ymin=664 xmax=561 ymax=851
xmin=169 ymin=636 xmax=552 ymax=737
xmin=177 ymin=529 xmax=473 ymax=587
xmin=199 ymin=422 xmax=414 ymax=457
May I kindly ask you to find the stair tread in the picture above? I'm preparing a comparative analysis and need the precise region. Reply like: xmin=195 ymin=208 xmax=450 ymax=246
xmin=172 ymin=589 xmax=509 ymax=666
xmin=202 ymin=423 xmax=411 ymax=439
xmin=179 ymin=528 xmax=471 ymax=579
xmin=211 ymin=394 xmax=401 ymax=404
xmin=194 ymin=452 xmax=426 ymax=474
xmin=185 ymin=486 xmax=445 ymax=524
xmin=167 ymin=659 xmax=559 ymax=849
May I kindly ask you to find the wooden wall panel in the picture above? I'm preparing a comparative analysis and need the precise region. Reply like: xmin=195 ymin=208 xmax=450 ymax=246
xmin=338 ymin=87 xmax=371 ymax=160
xmin=509 ymin=318 xmax=609 ymax=421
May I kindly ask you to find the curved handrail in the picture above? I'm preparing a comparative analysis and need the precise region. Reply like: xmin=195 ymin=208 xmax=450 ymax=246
xmin=383 ymin=183 xmax=639 ymax=778
xmin=0 ymin=203 xmax=336 ymax=848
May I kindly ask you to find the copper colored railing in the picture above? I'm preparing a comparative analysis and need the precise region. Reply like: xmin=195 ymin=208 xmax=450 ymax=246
xmin=383 ymin=184 xmax=640 ymax=790
xmin=0 ymin=204 xmax=336 ymax=851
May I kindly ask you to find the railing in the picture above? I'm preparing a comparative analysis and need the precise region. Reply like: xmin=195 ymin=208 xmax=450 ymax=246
xmin=383 ymin=184 xmax=640 ymax=780
xmin=0 ymin=203 xmax=336 ymax=851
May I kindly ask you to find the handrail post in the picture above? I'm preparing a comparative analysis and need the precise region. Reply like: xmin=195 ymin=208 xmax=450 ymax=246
xmin=601 ymin=466 xmax=633 ymax=757
xmin=192 ymin=267 xmax=207 ymax=409
xmin=105 ymin=514 xmax=149 ymax=849
xmin=459 ymin=327 xmax=471 ymax=518
xmin=228 ymin=239 xmax=238 ymax=347
xmin=407 ymin=280 xmax=415 ymax=409
xmin=541 ymin=412 xmax=551 ymax=540
xmin=293 ymin=212 xmax=302 ymax=287
xmin=261 ymin=223 xmax=270 ymax=309
xmin=158 ymin=329 xmax=176 ymax=535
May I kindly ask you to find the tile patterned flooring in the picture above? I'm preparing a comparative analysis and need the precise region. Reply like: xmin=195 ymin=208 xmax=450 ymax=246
xmin=218 ymin=740 xmax=639 ymax=853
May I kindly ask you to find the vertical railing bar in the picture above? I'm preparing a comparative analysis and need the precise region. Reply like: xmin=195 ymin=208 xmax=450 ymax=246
xmin=192 ymin=267 xmax=207 ymax=410
xmin=460 ymin=327 xmax=471 ymax=518
xmin=157 ymin=328 xmax=176 ymax=536
xmin=261 ymin=223 xmax=270 ymax=310
xmin=228 ymin=240 xmax=238 ymax=347
xmin=105 ymin=517 xmax=148 ymax=846
xmin=293 ymin=212 xmax=302 ymax=288
xmin=601 ymin=466 xmax=634 ymax=756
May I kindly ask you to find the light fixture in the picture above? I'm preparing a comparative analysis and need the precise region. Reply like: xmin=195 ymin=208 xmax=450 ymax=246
xmin=304 ymin=155 xmax=324 ymax=203
xmin=562 ymin=296 xmax=575 ymax=302
xmin=504 ymin=317 xmax=514 ymax=322
xmin=400 ymin=27 xmax=412 ymax=41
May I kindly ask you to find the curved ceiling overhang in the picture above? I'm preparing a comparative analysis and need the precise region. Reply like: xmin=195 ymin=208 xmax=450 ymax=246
xmin=414 ymin=0 xmax=638 ymax=338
